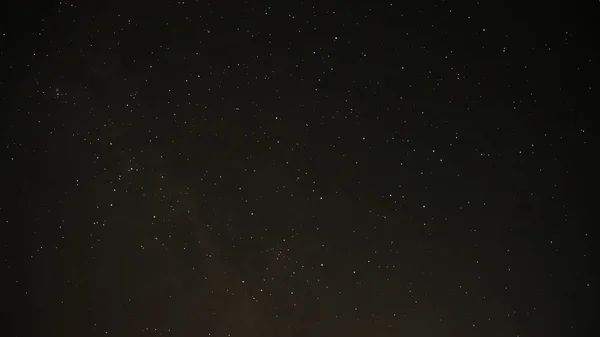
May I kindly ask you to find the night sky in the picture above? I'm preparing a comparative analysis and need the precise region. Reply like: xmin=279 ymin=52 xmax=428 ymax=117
xmin=1 ymin=0 xmax=596 ymax=336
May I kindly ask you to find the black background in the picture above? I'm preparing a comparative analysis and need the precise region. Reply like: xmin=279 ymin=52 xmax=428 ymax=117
xmin=1 ymin=0 xmax=596 ymax=336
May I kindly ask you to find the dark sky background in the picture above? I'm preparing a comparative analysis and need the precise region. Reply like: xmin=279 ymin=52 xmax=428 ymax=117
xmin=1 ymin=0 xmax=596 ymax=336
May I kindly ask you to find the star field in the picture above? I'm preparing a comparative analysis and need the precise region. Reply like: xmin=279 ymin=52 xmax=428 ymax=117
xmin=1 ymin=0 xmax=596 ymax=336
